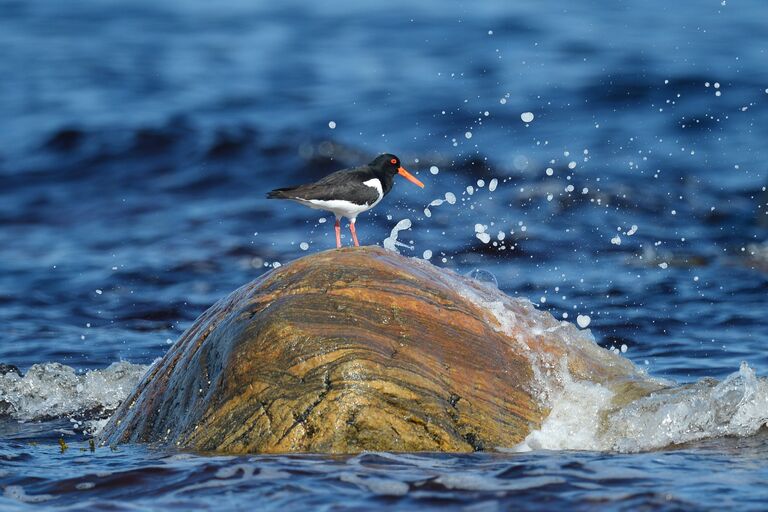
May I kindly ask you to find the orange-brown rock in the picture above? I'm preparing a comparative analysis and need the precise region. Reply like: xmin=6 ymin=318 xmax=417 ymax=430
xmin=99 ymin=246 xmax=653 ymax=454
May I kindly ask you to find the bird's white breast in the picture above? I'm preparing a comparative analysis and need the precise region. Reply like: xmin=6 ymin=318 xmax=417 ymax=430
xmin=292 ymin=178 xmax=384 ymax=220
xmin=362 ymin=178 xmax=383 ymax=199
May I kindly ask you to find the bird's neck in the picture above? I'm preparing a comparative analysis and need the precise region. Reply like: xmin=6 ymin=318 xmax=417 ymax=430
xmin=379 ymin=173 xmax=395 ymax=196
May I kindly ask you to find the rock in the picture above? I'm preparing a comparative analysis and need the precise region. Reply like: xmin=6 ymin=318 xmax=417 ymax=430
xmin=99 ymin=247 xmax=658 ymax=454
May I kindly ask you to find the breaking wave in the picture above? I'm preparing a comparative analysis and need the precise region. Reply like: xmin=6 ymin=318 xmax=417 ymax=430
xmin=3 ymin=270 xmax=767 ymax=454
xmin=455 ymin=265 xmax=768 ymax=453
xmin=0 ymin=361 xmax=150 ymax=429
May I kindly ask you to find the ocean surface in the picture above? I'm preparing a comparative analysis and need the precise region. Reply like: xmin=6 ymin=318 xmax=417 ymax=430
xmin=1 ymin=0 xmax=768 ymax=509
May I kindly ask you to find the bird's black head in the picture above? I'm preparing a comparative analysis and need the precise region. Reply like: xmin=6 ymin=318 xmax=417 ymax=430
xmin=368 ymin=153 xmax=424 ymax=190
xmin=368 ymin=153 xmax=402 ymax=176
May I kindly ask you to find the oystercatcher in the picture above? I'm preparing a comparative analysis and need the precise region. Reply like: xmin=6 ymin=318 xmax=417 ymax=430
xmin=267 ymin=153 xmax=424 ymax=247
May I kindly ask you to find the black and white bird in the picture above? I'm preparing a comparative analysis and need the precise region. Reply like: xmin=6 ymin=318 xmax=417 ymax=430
xmin=267 ymin=153 xmax=424 ymax=247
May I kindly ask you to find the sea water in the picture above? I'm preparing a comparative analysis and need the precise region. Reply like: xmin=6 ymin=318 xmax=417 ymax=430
xmin=2 ymin=0 xmax=768 ymax=509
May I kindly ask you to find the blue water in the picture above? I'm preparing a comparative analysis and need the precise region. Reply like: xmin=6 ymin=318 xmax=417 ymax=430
xmin=1 ymin=0 xmax=768 ymax=509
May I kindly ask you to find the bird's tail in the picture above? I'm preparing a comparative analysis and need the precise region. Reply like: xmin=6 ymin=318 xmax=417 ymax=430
xmin=266 ymin=188 xmax=294 ymax=199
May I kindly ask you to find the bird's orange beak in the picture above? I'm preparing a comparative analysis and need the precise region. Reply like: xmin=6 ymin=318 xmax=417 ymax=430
xmin=398 ymin=167 xmax=425 ymax=188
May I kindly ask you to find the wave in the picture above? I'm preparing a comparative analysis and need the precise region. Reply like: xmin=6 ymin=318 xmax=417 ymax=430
xmin=0 ymin=361 xmax=150 ymax=429
xmin=3 ymin=274 xmax=767 ymax=453
xmin=454 ymin=269 xmax=768 ymax=453
xmin=747 ymin=241 xmax=768 ymax=270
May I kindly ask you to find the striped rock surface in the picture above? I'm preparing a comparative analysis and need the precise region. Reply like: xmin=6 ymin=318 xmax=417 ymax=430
xmin=99 ymin=246 xmax=651 ymax=453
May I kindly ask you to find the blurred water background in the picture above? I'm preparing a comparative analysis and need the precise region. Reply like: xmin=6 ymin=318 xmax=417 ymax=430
xmin=1 ymin=0 xmax=768 ymax=509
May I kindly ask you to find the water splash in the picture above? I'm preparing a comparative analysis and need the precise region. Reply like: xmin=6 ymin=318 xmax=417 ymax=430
xmin=466 ymin=268 xmax=499 ymax=289
xmin=0 ymin=361 xmax=149 ymax=423
xmin=450 ymin=269 xmax=768 ymax=453
xmin=383 ymin=219 xmax=413 ymax=252
xmin=606 ymin=362 xmax=768 ymax=452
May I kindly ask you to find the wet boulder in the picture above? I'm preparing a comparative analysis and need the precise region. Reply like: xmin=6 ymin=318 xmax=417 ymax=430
xmin=99 ymin=247 xmax=653 ymax=454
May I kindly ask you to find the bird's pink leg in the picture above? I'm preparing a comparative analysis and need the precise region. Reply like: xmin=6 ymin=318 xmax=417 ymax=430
xmin=349 ymin=220 xmax=360 ymax=247
xmin=334 ymin=218 xmax=341 ymax=248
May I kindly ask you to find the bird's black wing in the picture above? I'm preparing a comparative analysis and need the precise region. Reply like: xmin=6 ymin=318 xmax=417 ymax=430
xmin=312 ymin=167 xmax=370 ymax=186
xmin=269 ymin=167 xmax=380 ymax=205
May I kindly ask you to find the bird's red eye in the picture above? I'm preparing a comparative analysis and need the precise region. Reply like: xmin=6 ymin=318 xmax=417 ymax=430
xmin=390 ymin=158 xmax=397 ymax=165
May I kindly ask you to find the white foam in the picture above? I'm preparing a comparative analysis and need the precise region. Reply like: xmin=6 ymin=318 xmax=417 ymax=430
xmin=449 ymin=271 xmax=768 ymax=453
xmin=340 ymin=473 xmax=409 ymax=496
xmin=520 ymin=361 xmax=768 ymax=453
xmin=517 ymin=360 xmax=614 ymax=452
xmin=3 ymin=486 xmax=54 ymax=504
xmin=0 ymin=361 xmax=149 ymax=423
xmin=606 ymin=362 xmax=768 ymax=452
